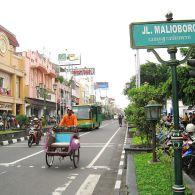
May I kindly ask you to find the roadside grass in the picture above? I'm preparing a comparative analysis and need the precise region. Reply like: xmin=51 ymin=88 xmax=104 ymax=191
xmin=132 ymin=135 xmax=193 ymax=195
xmin=134 ymin=153 xmax=192 ymax=195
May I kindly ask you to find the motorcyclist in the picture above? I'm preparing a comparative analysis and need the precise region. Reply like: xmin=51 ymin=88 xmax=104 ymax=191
xmin=33 ymin=117 xmax=42 ymax=140
xmin=186 ymin=123 xmax=195 ymax=140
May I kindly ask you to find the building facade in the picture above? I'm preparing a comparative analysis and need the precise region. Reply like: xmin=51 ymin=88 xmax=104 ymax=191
xmin=23 ymin=50 xmax=56 ymax=119
xmin=0 ymin=26 xmax=25 ymax=116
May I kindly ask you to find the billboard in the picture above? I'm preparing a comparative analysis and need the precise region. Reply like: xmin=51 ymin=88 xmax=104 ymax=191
xmin=95 ymin=82 xmax=109 ymax=89
xmin=58 ymin=51 xmax=81 ymax=65
xmin=71 ymin=68 xmax=95 ymax=76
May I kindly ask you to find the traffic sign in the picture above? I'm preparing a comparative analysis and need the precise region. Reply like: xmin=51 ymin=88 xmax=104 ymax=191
xmin=130 ymin=20 xmax=195 ymax=49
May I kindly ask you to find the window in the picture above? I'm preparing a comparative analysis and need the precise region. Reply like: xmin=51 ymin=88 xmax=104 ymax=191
xmin=0 ymin=77 xmax=4 ymax=88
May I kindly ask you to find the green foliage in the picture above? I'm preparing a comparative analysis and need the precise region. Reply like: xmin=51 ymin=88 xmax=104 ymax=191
xmin=162 ymin=66 xmax=195 ymax=106
xmin=56 ymin=75 xmax=64 ymax=83
xmin=124 ymin=84 xmax=165 ymax=145
xmin=140 ymin=62 xmax=170 ymax=87
xmin=16 ymin=115 xmax=29 ymax=128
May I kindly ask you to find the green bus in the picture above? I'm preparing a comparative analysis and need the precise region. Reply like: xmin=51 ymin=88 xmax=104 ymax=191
xmin=72 ymin=104 xmax=102 ymax=130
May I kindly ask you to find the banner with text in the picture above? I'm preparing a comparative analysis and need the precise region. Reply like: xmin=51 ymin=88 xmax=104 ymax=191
xmin=71 ymin=68 xmax=95 ymax=76
xmin=95 ymin=82 xmax=109 ymax=89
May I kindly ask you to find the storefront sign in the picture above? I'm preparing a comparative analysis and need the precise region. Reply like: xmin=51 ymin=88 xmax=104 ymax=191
xmin=0 ymin=103 xmax=12 ymax=110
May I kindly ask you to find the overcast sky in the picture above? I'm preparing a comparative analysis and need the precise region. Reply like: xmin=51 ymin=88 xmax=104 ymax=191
xmin=1 ymin=0 xmax=195 ymax=109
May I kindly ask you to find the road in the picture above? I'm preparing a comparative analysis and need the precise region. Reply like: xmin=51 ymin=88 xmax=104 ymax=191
xmin=0 ymin=120 xmax=126 ymax=195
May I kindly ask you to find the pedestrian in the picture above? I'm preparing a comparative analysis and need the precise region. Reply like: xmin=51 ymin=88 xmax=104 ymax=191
xmin=0 ymin=117 xmax=3 ymax=130
xmin=191 ymin=112 xmax=195 ymax=125
xmin=182 ymin=112 xmax=189 ymax=128
xmin=118 ymin=114 xmax=123 ymax=127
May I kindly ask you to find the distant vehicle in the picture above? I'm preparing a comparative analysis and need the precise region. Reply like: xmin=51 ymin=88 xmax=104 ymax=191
xmin=113 ymin=114 xmax=118 ymax=120
xmin=72 ymin=104 xmax=102 ymax=130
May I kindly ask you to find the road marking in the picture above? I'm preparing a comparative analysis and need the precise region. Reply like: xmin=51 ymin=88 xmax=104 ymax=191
xmin=80 ymin=132 xmax=91 ymax=137
xmin=91 ymin=165 xmax=110 ymax=170
xmin=87 ymin=127 xmax=121 ymax=168
xmin=75 ymin=174 xmax=100 ymax=195
xmin=0 ymin=171 xmax=7 ymax=175
xmin=118 ymin=169 xmax=123 ymax=175
xmin=52 ymin=180 xmax=72 ymax=195
xmin=114 ymin=180 xmax=121 ymax=189
xmin=100 ymin=123 xmax=108 ymax=128
xmin=0 ymin=150 xmax=44 ymax=166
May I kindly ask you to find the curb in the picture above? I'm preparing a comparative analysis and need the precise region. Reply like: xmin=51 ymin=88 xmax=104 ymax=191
xmin=0 ymin=132 xmax=47 ymax=146
xmin=0 ymin=136 xmax=28 ymax=146
xmin=114 ymin=127 xmax=128 ymax=195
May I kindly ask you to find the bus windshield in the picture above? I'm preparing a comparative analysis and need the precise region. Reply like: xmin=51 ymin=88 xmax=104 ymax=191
xmin=72 ymin=106 xmax=91 ymax=119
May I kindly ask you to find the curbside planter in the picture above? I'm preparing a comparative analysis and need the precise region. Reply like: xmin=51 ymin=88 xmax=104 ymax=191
xmin=0 ymin=126 xmax=53 ymax=142
xmin=0 ymin=130 xmax=27 ymax=142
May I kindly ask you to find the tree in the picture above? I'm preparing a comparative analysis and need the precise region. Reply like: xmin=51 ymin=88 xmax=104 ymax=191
xmin=125 ymin=84 xmax=165 ymax=145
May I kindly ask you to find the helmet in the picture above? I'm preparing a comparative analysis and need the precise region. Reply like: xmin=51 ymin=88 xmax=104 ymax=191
xmin=33 ymin=117 xmax=38 ymax=121
xmin=186 ymin=123 xmax=195 ymax=133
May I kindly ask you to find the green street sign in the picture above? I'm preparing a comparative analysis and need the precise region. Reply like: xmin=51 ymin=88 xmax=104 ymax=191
xmin=130 ymin=20 xmax=195 ymax=49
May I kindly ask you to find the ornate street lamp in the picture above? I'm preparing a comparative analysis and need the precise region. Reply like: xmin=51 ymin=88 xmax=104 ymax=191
xmin=36 ymin=83 xmax=47 ymax=124
xmin=53 ymin=83 xmax=58 ymax=123
xmin=145 ymin=100 xmax=161 ymax=162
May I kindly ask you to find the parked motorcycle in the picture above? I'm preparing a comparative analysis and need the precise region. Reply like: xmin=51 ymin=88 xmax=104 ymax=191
xmin=182 ymin=140 xmax=195 ymax=175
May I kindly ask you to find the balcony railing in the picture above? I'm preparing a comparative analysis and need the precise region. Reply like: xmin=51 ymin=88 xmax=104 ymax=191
xmin=0 ymin=87 xmax=12 ymax=96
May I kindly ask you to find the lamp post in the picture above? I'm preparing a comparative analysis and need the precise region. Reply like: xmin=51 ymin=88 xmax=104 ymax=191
xmin=53 ymin=83 xmax=58 ymax=123
xmin=145 ymin=100 xmax=161 ymax=162
xmin=36 ymin=83 xmax=47 ymax=125
xmin=146 ymin=22 xmax=195 ymax=195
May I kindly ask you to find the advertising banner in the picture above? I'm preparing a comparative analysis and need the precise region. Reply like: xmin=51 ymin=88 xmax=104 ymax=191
xmin=71 ymin=68 xmax=95 ymax=76
xmin=58 ymin=51 xmax=81 ymax=65
xmin=95 ymin=82 xmax=109 ymax=89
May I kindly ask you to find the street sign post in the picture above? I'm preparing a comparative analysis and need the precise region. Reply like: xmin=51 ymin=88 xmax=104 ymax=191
xmin=130 ymin=20 xmax=195 ymax=49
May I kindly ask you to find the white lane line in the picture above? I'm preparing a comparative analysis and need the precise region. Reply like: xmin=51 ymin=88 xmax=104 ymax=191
xmin=91 ymin=165 xmax=110 ymax=170
xmin=87 ymin=127 xmax=121 ymax=168
xmin=100 ymin=123 xmax=108 ymax=128
xmin=114 ymin=180 xmax=121 ymax=189
xmin=80 ymin=132 xmax=91 ymax=137
xmin=75 ymin=174 xmax=100 ymax=195
xmin=0 ymin=171 xmax=7 ymax=175
xmin=0 ymin=150 xmax=44 ymax=166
